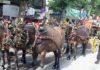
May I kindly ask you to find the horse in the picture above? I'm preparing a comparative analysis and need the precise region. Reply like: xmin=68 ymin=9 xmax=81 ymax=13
xmin=1 ymin=31 xmax=19 ymax=70
xmin=66 ymin=25 xmax=89 ymax=60
xmin=13 ymin=24 xmax=36 ymax=65
xmin=32 ymin=25 xmax=65 ymax=70
xmin=0 ymin=23 xmax=10 ymax=69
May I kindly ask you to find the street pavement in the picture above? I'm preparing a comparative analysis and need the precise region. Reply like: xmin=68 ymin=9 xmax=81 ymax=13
xmin=0 ymin=46 xmax=100 ymax=70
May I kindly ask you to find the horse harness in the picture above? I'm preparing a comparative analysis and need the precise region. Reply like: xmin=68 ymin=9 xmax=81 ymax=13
xmin=32 ymin=29 xmax=60 ymax=50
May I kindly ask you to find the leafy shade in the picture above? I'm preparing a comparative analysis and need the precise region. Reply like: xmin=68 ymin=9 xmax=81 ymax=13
xmin=49 ymin=0 xmax=100 ymax=16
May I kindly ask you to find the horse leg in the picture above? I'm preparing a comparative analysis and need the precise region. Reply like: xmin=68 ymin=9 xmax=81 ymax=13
xmin=7 ymin=50 xmax=11 ymax=69
xmin=67 ymin=44 xmax=72 ymax=60
xmin=22 ymin=48 xmax=26 ymax=64
xmin=40 ymin=50 xmax=46 ymax=68
xmin=52 ymin=51 xmax=57 ymax=69
xmin=15 ymin=50 xmax=19 ymax=70
xmin=2 ymin=50 xmax=6 ymax=69
xmin=56 ymin=50 xmax=60 ymax=70
xmin=32 ymin=47 xmax=38 ymax=66
xmin=82 ymin=42 xmax=87 ymax=56
xmin=66 ymin=43 xmax=69 ymax=54
xmin=72 ymin=45 xmax=77 ymax=60
xmin=52 ymin=50 xmax=60 ymax=70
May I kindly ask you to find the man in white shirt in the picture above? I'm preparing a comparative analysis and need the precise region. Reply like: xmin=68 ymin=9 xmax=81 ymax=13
xmin=79 ymin=7 xmax=88 ymax=20
xmin=25 ymin=4 xmax=35 ymax=23
xmin=26 ymin=7 xmax=35 ymax=16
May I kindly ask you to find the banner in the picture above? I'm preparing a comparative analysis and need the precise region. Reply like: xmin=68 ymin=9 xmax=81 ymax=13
xmin=3 ymin=5 xmax=19 ymax=18
xmin=66 ymin=8 xmax=80 ymax=19
xmin=66 ymin=7 xmax=88 ymax=19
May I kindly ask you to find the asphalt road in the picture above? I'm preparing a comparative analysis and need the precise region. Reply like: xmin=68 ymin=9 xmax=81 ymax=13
xmin=0 ymin=42 xmax=99 ymax=70
xmin=0 ymin=49 xmax=92 ymax=70
xmin=0 ymin=51 xmax=56 ymax=70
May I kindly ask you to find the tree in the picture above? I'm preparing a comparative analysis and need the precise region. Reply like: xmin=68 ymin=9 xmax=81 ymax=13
xmin=90 ymin=0 xmax=100 ymax=15
xmin=49 ymin=0 xmax=100 ymax=16
xmin=49 ymin=0 xmax=71 ymax=12
xmin=28 ymin=0 xmax=45 ymax=9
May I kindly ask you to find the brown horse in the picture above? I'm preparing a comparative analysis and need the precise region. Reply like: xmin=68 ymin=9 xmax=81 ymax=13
xmin=66 ymin=26 xmax=89 ymax=60
xmin=32 ymin=25 xmax=65 ymax=70
xmin=1 ymin=30 xmax=19 ymax=70
xmin=13 ymin=24 xmax=36 ymax=65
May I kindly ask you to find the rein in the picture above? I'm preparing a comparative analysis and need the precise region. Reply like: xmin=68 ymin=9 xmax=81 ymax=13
xmin=32 ymin=29 xmax=40 ymax=48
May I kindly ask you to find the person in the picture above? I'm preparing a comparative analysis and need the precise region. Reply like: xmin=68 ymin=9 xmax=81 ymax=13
xmin=62 ymin=18 xmax=69 ymax=27
xmin=0 ymin=17 xmax=4 ymax=24
xmin=26 ymin=4 xmax=35 ymax=17
xmin=4 ymin=17 xmax=11 ymax=36
xmin=92 ymin=14 xmax=96 ymax=19
xmin=92 ymin=14 xmax=97 ymax=36
xmin=83 ymin=16 xmax=93 ymax=30
xmin=25 ymin=4 xmax=35 ymax=23
xmin=79 ymin=6 xmax=88 ymax=20
xmin=72 ymin=19 xmax=76 ymax=24
xmin=95 ymin=30 xmax=100 ymax=64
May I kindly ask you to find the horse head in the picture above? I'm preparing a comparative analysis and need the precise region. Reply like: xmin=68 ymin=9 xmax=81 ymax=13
xmin=13 ymin=29 xmax=22 ymax=47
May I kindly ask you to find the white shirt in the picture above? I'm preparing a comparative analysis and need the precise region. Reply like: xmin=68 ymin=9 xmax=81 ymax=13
xmin=26 ymin=7 xmax=35 ymax=16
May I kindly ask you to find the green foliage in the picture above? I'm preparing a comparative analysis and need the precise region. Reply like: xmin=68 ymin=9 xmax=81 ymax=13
xmin=28 ymin=0 xmax=37 ymax=7
xmin=90 ymin=0 xmax=100 ymax=16
xmin=49 ymin=0 xmax=70 ymax=12
xmin=49 ymin=0 xmax=100 ymax=16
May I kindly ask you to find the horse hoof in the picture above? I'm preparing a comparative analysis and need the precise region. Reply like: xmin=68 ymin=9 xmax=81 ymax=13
xmin=40 ymin=63 xmax=44 ymax=68
xmin=67 ymin=56 xmax=71 ymax=60
xmin=95 ymin=61 xmax=99 ymax=64
xmin=52 ymin=65 xmax=56 ymax=69
xmin=31 ymin=62 xmax=37 ymax=67
xmin=82 ymin=54 xmax=86 ymax=57
xmin=82 ymin=53 xmax=86 ymax=56
xmin=40 ymin=65 xmax=44 ymax=68
xmin=67 ymin=57 xmax=70 ymax=60
xmin=56 ymin=66 xmax=60 ymax=70
xmin=15 ymin=67 xmax=19 ymax=70
xmin=21 ymin=60 xmax=26 ymax=64
xmin=15 ymin=65 xmax=19 ymax=70
xmin=7 ymin=66 xmax=11 ymax=70
xmin=8 ymin=65 xmax=11 ymax=69
xmin=73 ymin=56 xmax=76 ymax=60
xmin=31 ymin=62 xmax=35 ymax=66
xmin=23 ymin=62 xmax=26 ymax=64
xmin=56 ymin=68 xmax=60 ymax=70
xmin=2 ymin=65 xmax=5 ymax=69
xmin=2 ymin=67 xmax=6 ymax=70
